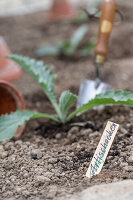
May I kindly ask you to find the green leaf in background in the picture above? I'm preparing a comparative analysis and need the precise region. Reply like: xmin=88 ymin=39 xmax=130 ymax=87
xmin=67 ymin=90 xmax=133 ymax=122
xmin=79 ymin=42 xmax=95 ymax=56
xmin=60 ymin=41 xmax=74 ymax=56
xmin=72 ymin=12 xmax=89 ymax=24
xmin=35 ymin=45 xmax=60 ymax=57
xmin=7 ymin=54 xmax=62 ymax=120
xmin=35 ymin=25 xmax=91 ymax=57
xmin=70 ymin=25 xmax=89 ymax=51
xmin=0 ymin=110 xmax=59 ymax=141
xmin=59 ymin=91 xmax=77 ymax=123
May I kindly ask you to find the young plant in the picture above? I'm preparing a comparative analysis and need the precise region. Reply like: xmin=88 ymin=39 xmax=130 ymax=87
xmin=35 ymin=25 xmax=95 ymax=57
xmin=0 ymin=54 xmax=133 ymax=141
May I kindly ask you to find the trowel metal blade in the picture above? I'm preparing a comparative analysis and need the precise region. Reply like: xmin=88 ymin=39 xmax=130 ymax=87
xmin=77 ymin=79 xmax=110 ymax=108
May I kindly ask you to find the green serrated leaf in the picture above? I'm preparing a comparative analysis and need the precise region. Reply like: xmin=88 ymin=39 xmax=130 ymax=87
xmin=35 ymin=45 xmax=60 ymax=57
xmin=7 ymin=54 xmax=55 ymax=93
xmin=70 ymin=25 xmax=89 ymax=51
xmin=67 ymin=90 xmax=133 ymax=122
xmin=7 ymin=54 xmax=62 ymax=120
xmin=0 ymin=110 xmax=59 ymax=141
xmin=59 ymin=91 xmax=77 ymax=123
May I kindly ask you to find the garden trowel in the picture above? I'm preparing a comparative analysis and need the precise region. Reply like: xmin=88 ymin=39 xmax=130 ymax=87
xmin=77 ymin=0 xmax=116 ymax=108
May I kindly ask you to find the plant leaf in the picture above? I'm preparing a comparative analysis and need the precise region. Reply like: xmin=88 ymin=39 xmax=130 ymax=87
xmin=35 ymin=45 xmax=60 ymax=57
xmin=7 ymin=54 xmax=55 ymax=94
xmin=67 ymin=90 xmax=133 ymax=122
xmin=59 ymin=91 xmax=77 ymax=123
xmin=72 ymin=12 xmax=88 ymax=24
xmin=70 ymin=25 xmax=88 ymax=50
xmin=7 ymin=54 xmax=62 ymax=120
xmin=0 ymin=110 xmax=59 ymax=141
xmin=78 ymin=42 xmax=95 ymax=56
xmin=61 ymin=41 xmax=74 ymax=55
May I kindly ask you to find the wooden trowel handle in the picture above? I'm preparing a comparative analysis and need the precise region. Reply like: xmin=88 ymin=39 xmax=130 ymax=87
xmin=94 ymin=0 xmax=116 ymax=64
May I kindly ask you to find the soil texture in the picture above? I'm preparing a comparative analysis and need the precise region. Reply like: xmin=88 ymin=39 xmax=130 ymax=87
xmin=0 ymin=0 xmax=133 ymax=199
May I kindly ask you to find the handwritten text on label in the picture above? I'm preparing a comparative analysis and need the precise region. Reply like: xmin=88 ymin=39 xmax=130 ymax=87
xmin=86 ymin=121 xmax=119 ymax=178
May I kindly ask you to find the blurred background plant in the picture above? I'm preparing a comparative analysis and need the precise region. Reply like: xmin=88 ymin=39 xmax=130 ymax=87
xmin=35 ymin=25 xmax=95 ymax=57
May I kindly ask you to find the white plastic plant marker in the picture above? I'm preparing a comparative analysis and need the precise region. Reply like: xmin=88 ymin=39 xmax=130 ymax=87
xmin=86 ymin=121 xmax=119 ymax=179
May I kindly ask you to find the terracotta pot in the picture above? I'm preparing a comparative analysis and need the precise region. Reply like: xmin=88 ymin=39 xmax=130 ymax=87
xmin=0 ymin=81 xmax=26 ymax=138
xmin=0 ymin=37 xmax=22 ymax=81
xmin=48 ymin=0 xmax=75 ymax=21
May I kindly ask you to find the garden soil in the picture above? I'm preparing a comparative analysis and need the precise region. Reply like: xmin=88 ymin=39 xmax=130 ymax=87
xmin=0 ymin=1 xmax=133 ymax=199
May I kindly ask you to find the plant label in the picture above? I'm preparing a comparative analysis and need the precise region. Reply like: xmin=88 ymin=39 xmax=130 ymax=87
xmin=86 ymin=121 xmax=119 ymax=179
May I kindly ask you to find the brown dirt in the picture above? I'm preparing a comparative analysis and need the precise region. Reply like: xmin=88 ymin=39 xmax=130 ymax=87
xmin=0 ymin=1 xmax=133 ymax=199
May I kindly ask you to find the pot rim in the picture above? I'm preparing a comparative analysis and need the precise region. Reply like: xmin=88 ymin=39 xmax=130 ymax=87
xmin=0 ymin=80 xmax=26 ymax=138
xmin=0 ymin=80 xmax=25 ymax=110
